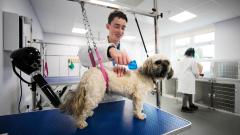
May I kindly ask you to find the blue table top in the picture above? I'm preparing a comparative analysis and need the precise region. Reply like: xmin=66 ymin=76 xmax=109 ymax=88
xmin=0 ymin=100 xmax=191 ymax=135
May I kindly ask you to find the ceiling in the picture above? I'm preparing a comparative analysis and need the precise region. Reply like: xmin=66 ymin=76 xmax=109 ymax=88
xmin=30 ymin=0 xmax=240 ymax=41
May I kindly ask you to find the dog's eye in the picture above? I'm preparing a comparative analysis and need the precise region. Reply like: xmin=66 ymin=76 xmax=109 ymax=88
xmin=155 ymin=60 xmax=162 ymax=65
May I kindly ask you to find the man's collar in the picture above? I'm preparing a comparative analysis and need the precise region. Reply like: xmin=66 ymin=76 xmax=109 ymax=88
xmin=116 ymin=43 xmax=120 ymax=50
xmin=107 ymin=36 xmax=120 ymax=49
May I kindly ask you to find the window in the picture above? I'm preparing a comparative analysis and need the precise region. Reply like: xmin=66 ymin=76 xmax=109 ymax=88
xmin=175 ymin=37 xmax=190 ymax=47
xmin=195 ymin=44 xmax=214 ymax=58
xmin=174 ymin=31 xmax=215 ymax=60
xmin=175 ymin=47 xmax=188 ymax=60
xmin=194 ymin=32 xmax=214 ymax=43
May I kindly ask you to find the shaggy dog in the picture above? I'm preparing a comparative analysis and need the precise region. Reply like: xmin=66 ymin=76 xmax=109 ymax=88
xmin=60 ymin=54 xmax=174 ymax=129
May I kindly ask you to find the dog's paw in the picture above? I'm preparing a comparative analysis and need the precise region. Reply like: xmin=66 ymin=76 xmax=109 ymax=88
xmin=77 ymin=120 xmax=88 ymax=129
xmin=87 ymin=111 xmax=94 ymax=117
xmin=135 ymin=113 xmax=146 ymax=120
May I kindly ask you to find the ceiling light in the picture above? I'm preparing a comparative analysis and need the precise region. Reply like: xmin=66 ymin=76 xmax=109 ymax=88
xmin=89 ymin=0 xmax=120 ymax=9
xmin=169 ymin=11 xmax=197 ymax=23
xmin=72 ymin=27 xmax=88 ymax=34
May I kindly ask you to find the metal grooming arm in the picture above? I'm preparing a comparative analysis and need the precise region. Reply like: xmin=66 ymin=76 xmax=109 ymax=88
xmin=68 ymin=0 xmax=162 ymax=108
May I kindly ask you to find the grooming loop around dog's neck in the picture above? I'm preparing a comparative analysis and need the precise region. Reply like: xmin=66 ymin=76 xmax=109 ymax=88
xmin=151 ymin=76 xmax=157 ymax=86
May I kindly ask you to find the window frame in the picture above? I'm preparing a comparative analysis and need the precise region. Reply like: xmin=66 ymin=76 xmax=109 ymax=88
xmin=173 ymin=31 xmax=215 ymax=60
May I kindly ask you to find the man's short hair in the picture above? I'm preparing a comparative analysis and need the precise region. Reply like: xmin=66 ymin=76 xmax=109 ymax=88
xmin=108 ymin=10 xmax=128 ymax=24
xmin=184 ymin=48 xmax=195 ymax=57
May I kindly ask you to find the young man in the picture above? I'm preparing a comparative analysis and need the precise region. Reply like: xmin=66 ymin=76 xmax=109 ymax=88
xmin=78 ymin=10 xmax=131 ymax=77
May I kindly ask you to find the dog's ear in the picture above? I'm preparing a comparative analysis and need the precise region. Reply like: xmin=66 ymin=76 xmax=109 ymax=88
xmin=139 ymin=58 xmax=153 ymax=76
xmin=167 ymin=68 xmax=174 ymax=80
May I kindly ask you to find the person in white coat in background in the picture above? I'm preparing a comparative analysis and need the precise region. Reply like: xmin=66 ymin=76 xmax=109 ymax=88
xmin=177 ymin=48 xmax=203 ymax=113
xmin=78 ymin=10 xmax=131 ymax=77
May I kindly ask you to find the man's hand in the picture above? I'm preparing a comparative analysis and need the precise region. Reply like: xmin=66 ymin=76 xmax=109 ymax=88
xmin=109 ymin=48 xmax=131 ymax=65
xmin=113 ymin=66 xmax=128 ymax=77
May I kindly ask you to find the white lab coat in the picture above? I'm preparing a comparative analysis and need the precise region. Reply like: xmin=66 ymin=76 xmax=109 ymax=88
xmin=176 ymin=57 xmax=199 ymax=94
xmin=78 ymin=39 xmax=114 ymax=68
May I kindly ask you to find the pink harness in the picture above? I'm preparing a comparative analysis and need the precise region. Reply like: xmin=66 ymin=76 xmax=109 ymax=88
xmin=88 ymin=47 xmax=109 ymax=90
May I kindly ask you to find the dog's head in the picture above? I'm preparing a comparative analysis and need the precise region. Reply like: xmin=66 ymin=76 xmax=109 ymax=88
xmin=139 ymin=54 xmax=174 ymax=80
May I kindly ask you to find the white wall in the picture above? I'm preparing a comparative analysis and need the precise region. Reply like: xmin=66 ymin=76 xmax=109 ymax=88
xmin=215 ymin=16 xmax=240 ymax=60
xmin=43 ymin=33 xmax=147 ymax=75
xmin=159 ymin=36 xmax=173 ymax=59
xmin=0 ymin=1 xmax=2 ymax=50
xmin=123 ymin=41 xmax=147 ymax=66
xmin=43 ymin=33 xmax=86 ymax=77
xmin=0 ymin=0 xmax=3 ymax=91
xmin=159 ymin=16 xmax=240 ymax=61
xmin=0 ymin=10 xmax=4 ymax=114
xmin=0 ymin=0 xmax=43 ymax=115
xmin=44 ymin=33 xmax=86 ymax=45
xmin=1 ymin=0 xmax=43 ymax=39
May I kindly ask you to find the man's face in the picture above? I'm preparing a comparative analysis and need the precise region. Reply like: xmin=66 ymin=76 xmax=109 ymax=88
xmin=106 ymin=17 xmax=127 ymax=43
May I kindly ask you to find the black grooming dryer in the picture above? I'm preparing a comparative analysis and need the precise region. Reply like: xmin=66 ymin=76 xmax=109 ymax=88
xmin=10 ymin=47 xmax=61 ymax=108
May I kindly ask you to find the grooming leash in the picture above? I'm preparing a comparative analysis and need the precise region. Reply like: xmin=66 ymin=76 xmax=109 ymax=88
xmin=80 ymin=2 xmax=109 ymax=92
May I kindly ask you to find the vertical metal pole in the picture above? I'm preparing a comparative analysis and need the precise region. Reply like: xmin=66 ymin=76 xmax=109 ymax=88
xmin=29 ymin=18 xmax=33 ymax=47
xmin=156 ymin=80 xmax=161 ymax=107
xmin=154 ymin=0 xmax=159 ymax=54
xmin=40 ymin=43 xmax=44 ymax=76
xmin=153 ymin=0 xmax=161 ymax=108
xmin=31 ymin=82 xmax=37 ymax=111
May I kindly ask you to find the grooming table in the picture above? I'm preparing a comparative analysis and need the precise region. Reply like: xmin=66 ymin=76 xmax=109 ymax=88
xmin=44 ymin=76 xmax=80 ymax=85
xmin=0 ymin=100 xmax=191 ymax=135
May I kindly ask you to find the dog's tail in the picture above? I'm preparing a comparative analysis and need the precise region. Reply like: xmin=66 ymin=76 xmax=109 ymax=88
xmin=59 ymin=84 xmax=86 ymax=116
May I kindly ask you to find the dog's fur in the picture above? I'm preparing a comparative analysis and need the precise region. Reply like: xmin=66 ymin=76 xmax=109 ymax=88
xmin=60 ymin=54 xmax=173 ymax=129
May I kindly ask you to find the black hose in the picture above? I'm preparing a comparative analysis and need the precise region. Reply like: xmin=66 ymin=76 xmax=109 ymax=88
xmin=134 ymin=15 xmax=149 ymax=58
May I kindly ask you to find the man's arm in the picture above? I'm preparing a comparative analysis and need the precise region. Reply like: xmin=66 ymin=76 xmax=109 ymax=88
xmin=79 ymin=42 xmax=131 ymax=67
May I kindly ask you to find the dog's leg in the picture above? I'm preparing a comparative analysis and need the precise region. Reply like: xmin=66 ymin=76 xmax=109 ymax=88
xmin=87 ymin=111 xmax=94 ymax=117
xmin=75 ymin=113 xmax=88 ymax=129
xmin=132 ymin=92 xmax=146 ymax=120
xmin=75 ymin=91 xmax=105 ymax=129
xmin=75 ymin=101 xmax=98 ymax=129
xmin=75 ymin=103 xmax=96 ymax=129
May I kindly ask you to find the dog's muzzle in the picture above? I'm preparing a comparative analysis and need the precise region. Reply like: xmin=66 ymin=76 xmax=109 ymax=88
xmin=154 ymin=66 xmax=168 ymax=78
xmin=153 ymin=60 xmax=169 ymax=78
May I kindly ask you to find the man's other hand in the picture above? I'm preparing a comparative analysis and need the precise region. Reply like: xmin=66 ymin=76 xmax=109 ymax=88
xmin=113 ymin=66 xmax=127 ymax=77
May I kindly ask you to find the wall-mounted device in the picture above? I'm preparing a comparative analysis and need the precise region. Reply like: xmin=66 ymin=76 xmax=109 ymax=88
xmin=3 ymin=12 xmax=32 ymax=51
